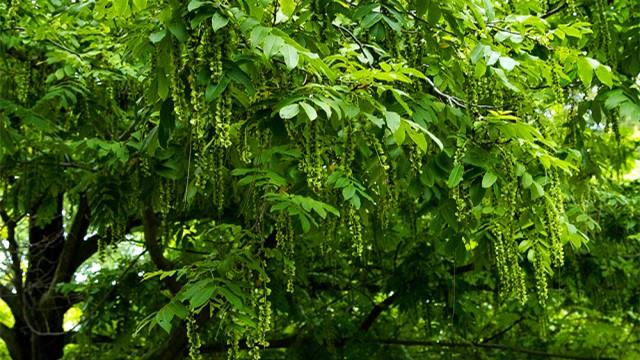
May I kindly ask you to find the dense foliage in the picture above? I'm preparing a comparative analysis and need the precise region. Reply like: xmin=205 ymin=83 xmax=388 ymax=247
xmin=1 ymin=0 xmax=639 ymax=359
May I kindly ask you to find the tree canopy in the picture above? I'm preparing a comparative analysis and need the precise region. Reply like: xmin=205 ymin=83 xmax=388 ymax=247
xmin=1 ymin=0 xmax=640 ymax=359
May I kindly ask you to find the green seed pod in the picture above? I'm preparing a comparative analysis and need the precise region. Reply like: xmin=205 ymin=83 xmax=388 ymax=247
xmin=348 ymin=206 xmax=363 ymax=257
xmin=533 ymin=249 xmax=549 ymax=306
xmin=186 ymin=312 xmax=202 ymax=360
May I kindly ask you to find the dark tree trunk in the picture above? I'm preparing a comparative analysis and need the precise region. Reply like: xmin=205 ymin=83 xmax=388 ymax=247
xmin=10 ymin=313 xmax=65 ymax=360
xmin=28 ymin=314 xmax=65 ymax=360
xmin=1 ymin=194 xmax=94 ymax=360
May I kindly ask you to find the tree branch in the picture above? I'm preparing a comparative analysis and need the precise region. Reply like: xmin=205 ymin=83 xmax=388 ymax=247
xmin=542 ymin=2 xmax=568 ymax=18
xmin=142 ymin=203 xmax=181 ymax=294
xmin=375 ymin=339 xmax=612 ymax=360
xmin=41 ymin=195 xmax=91 ymax=308
xmin=359 ymin=292 xmax=399 ymax=332
xmin=67 ymin=218 xmax=141 ymax=280
xmin=200 ymin=337 xmax=613 ymax=359
xmin=332 ymin=23 xmax=372 ymax=68
xmin=481 ymin=316 xmax=525 ymax=344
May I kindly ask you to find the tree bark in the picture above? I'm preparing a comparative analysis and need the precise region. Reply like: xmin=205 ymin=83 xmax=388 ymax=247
xmin=0 ymin=193 xmax=95 ymax=360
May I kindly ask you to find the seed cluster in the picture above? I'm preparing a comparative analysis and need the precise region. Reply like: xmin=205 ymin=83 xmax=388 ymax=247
xmin=276 ymin=213 xmax=296 ymax=292
xmin=547 ymin=171 xmax=565 ymax=268
xmin=186 ymin=312 xmax=202 ymax=360
xmin=594 ymin=0 xmax=616 ymax=66
xmin=302 ymin=120 xmax=325 ymax=192
xmin=452 ymin=142 xmax=468 ymax=224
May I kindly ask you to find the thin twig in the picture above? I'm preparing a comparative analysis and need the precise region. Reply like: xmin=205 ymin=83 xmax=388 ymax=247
xmin=332 ymin=23 xmax=373 ymax=68
xmin=423 ymin=76 xmax=467 ymax=108
xmin=481 ymin=316 xmax=525 ymax=344
xmin=542 ymin=2 xmax=568 ymax=18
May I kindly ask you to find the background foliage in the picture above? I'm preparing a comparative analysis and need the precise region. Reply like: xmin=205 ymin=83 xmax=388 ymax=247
xmin=1 ymin=0 xmax=640 ymax=359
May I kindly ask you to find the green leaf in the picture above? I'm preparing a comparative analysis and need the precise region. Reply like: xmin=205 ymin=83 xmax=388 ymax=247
xmin=595 ymin=65 xmax=613 ymax=88
xmin=393 ymin=122 xmax=406 ymax=145
xmin=279 ymin=103 xmax=300 ymax=119
xmin=211 ymin=12 xmax=229 ymax=32
xmin=408 ymin=129 xmax=428 ymax=152
xmin=168 ymin=21 xmax=188 ymax=42
xmin=604 ymin=90 xmax=629 ymax=110
xmin=263 ymin=35 xmax=284 ymax=58
xmin=279 ymin=0 xmax=296 ymax=17
xmin=427 ymin=2 xmax=441 ymax=24
xmin=167 ymin=302 xmax=189 ymax=320
xmin=531 ymin=181 xmax=545 ymax=200
xmin=158 ymin=99 xmax=175 ymax=148
xmin=406 ymin=120 xmax=444 ymax=150
xmin=205 ymin=77 xmax=230 ymax=102
xmin=280 ymin=44 xmax=299 ymax=70
xmin=311 ymin=97 xmax=332 ymax=119
xmin=483 ymin=0 xmax=495 ymax=22
xmin=447 ymin=164 xmax=464 ymax=188
xmin=350 ymin=194 xmax=361 ymax=209
xmin=113 ymin=0 xmax=131 ymax=17
xmin=499 ymin=57 xmax=519 ymax=71
xmin=342 ymin=185 xmax=356 ymax=200
xmin=558 ymin=24 xmax=581 ymax=38
xmin=226 ymin=66 xmax=256 ymax=96
xmin=482 ymin=171 xmax=497 ymax=188
xmin=140 ymin=126 xmax=159 ymax=155
xmin=362 ymin=13 xmax=383 ymax=29
xmin=415 ymin=0 xmax=428 ymax=17
xmin=218 ymin=287 xmax=245 ymax=310
xmin=189 ymin=283 xmax=216 ymax=309
xmin=155 ymin=304 xmax=174 ymax=334
xmin=470 ymin=44 xmax=488 ymax=64
xmin=187 ymin=0 xmax=206 ymax=11
xmin=132 ymin=0 xmax=147 ymax=12
xmin=493 ymin=68 xmax=520 ymax=92
xmin=475 ymin=61 xmax=487 ymax=78
xmin=250 ymin=26 xmax=271 ymax=47
xmin=300 ymin=214 xmax=312 ymax=232
xmin=385 ymin=111 xmax=401 ymax=133
xmin=149 ymin=30 xmax=166 ymax=43
xmin=576 ymin=57 xmax=594 ymax=86
xmin=300 ymin=102 xmax=317 ymax=121
xmin=522 ymin=172 xmax=533 ymax=188
xmin=157 ymin=71 xmax=169 ymax=100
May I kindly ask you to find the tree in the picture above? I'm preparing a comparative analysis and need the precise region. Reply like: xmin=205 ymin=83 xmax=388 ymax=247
xmin=0 ymin=0 xmax=639 ymax=359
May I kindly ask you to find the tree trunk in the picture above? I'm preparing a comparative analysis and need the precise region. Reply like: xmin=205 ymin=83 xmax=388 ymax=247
xmin=9 ymin=313 xmax=65 ymax=360
xmin=28 ymin=313 xmax=66 ymax=360
xmin=1 ymin=194 xmax=82 ymax=360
